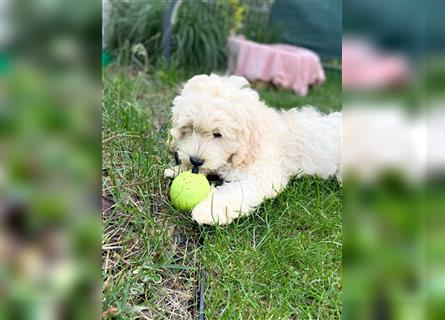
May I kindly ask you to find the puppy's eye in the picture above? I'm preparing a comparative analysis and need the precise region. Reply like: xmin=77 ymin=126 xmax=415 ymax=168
xmin=180 ymin=125 xmax=192 ymax=136
xmin=213 ymin=133 xmax=222 ymax=138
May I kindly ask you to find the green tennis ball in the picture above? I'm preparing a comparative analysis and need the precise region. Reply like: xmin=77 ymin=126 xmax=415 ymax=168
xmin=170 ymin=171 xmax=211 ymax=211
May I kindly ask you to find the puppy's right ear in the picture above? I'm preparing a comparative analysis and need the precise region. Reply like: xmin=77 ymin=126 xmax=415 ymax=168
xmin=167 ymin=128 xmax=177 ymax=152
xmin=168 ymin=99 xmax=181 ymax=152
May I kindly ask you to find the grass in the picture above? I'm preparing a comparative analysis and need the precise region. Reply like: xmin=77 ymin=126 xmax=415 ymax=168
xmin=257 ymin=69 xmax=342 ymax=113
xmin=102 ymin=66 xmax=342 ymax=319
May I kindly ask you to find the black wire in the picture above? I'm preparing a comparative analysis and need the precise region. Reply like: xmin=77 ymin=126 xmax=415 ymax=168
xmin=197 ymin=231 xmax=206 ymax=320
xmin=198 ymin=261 xmax=206 ymax=320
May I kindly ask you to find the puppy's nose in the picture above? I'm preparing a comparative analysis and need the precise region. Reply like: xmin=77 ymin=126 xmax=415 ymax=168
xmin=190 ymin=156 xmax=204 ymax=167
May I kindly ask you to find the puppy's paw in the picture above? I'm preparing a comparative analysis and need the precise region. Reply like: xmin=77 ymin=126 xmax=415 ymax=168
xmin=164 ymin=166 xmax=180 ymax=178
xmin=192 ymin=200 xmax=232 ymax=225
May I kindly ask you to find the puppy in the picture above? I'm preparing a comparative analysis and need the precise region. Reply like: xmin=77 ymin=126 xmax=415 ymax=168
xmin=165 ymin=74 xmax=341 ymax=225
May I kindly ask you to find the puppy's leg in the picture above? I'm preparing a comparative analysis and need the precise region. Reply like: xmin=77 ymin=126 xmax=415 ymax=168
xmin=192 ymin=177 xmax=285 ymax=225
xmin=164 ymin=164 xmax=189 ymax=178
xmin=164 ymin=150 xmax=184 ymax=178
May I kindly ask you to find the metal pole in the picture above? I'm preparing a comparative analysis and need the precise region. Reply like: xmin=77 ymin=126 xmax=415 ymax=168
xmin=162 ymin=0 xmax=179 ymax=64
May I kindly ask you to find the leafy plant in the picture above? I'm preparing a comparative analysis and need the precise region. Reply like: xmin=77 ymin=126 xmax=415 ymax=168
xmin=171 ymin=1 xmax=232 ymax=72
xmin=106 ymin=1 xmax=167 ymax=66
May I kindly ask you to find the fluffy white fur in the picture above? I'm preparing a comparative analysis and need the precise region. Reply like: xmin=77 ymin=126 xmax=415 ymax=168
xmin=165 ymin=74 xmax=341 ymax=225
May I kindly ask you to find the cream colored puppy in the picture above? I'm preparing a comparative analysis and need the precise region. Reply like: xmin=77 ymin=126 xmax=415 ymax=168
xmin=165 ymin=74 xmax=341 ymax=225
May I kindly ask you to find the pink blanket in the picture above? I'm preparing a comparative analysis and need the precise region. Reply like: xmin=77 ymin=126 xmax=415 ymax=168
xmin=228 ymin=36 xmax=325 ymax=96
xmin=342 ymin=39 xmax=410 ymax=90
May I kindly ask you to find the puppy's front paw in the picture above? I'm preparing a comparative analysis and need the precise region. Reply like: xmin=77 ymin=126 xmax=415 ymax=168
xmin=192 ymin=200 xmax=231 ymax=225
xmin=164 ymin=166 xmax=180 ymax=178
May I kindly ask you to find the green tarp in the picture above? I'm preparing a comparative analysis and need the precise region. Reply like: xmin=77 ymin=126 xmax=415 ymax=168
xmin=343 ymin=0 xmax=445 ymax=56
xmin=270 ymin=0 xmax=342 ymax=58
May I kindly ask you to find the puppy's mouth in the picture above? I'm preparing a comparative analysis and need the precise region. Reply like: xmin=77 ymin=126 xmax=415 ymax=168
xmin=206 ymin=172 xmax=224 ymax=186
xmin=174 ymin=151 xmax=181 ymax=165
xmin=172 ymin=151 xmax=224 ymax=185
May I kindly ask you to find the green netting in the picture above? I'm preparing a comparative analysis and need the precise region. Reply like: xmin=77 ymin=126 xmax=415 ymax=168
xmin=269 ymin=0 xmax=342 ymax=58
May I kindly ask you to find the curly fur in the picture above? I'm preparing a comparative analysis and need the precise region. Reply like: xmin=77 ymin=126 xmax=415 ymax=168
xmin=166 ymin=74 xmax=341 ymax=225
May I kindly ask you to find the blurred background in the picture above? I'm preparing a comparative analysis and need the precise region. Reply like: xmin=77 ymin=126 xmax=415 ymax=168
xmin=0 ymin=0 xmax=101 ymax=319
xmin=1 ymin=0 xmax=444 ymax=319
xmin=342 ymin=1 xmax=445 ymax=319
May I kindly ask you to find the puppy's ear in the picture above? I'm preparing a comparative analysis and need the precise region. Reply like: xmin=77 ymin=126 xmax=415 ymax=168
xmin=231 ymin=110 xmax=264 ymax=168
xmin=168 ymin=103 xmax=181 ymax=151
xmin=167 ymin=128 xmax=177 ymax=152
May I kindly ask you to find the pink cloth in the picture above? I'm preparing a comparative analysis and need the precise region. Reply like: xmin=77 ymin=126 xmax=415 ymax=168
xmin=228 ymin=36 xmax=325 ymax=96
xmin=342 ymin=39 xmax=410 ymax=90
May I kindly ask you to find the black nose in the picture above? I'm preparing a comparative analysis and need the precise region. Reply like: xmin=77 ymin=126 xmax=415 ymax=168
xmin=190 ymin=156 xmax=204 ymax=167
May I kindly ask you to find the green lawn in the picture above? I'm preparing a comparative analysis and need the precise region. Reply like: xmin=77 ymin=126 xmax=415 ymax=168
xmin=102 ymin=67 xmax=342 ymax=319
xmin=257 ymin=69 xmax=342 ymax=113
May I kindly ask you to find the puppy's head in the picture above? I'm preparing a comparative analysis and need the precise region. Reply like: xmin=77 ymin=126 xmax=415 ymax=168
xmin=170 ymin=74 xmax=266 ymax=175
